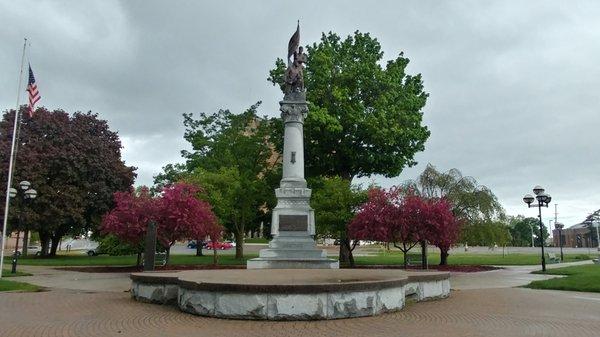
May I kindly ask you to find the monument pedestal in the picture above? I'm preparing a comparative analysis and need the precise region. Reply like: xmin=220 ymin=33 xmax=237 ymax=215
xmin=247 ymin=92 xmax=338 ymax=269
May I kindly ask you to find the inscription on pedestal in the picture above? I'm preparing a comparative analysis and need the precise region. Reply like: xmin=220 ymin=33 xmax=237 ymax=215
xmin=279 ymin=215 xmax=308 ymax=231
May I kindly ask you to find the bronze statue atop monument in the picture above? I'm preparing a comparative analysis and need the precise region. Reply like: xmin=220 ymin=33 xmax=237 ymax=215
xmin=284 ymin=21 xmax=308 ymax=95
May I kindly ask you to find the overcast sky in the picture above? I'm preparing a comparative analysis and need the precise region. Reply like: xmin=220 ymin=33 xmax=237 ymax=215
xmin=1 ymin=1 xmax=599 ymax=229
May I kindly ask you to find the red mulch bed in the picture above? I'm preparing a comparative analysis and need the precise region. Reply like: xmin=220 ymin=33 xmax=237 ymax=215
xmin=57 ymin=264 xmax=498 ymax=273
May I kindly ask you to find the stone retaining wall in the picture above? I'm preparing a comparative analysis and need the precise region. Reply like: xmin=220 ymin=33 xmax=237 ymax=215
xmin=130 ymin=271 xmax=450 ymax=320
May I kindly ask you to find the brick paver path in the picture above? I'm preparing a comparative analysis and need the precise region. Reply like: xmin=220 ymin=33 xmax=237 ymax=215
xmin=1 ymin=287 xmax=599 ymax=337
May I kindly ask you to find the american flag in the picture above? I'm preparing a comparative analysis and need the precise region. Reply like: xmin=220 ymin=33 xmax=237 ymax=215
xmin=26 ymin=64 xmax=40 ymax=117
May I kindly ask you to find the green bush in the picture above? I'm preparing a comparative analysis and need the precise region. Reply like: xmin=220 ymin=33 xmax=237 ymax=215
xmin=96 ymin=235 xmax=141 ymax=256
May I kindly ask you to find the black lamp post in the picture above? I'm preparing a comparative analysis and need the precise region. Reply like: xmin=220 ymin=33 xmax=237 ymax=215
xmin=9 ymin=180 xmax=37 ymax=274
xmin=523 ymin=185 xmax=551 ymax=272
xmin=554 ymin=222 xmax=564 ymax=262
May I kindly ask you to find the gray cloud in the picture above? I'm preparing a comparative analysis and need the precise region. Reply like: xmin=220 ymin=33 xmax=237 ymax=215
xmin=1 ymin=0 xmax=598 ymax=228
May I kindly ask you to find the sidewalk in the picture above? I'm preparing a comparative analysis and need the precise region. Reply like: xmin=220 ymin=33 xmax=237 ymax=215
xmin=451 ymin=260 xmax=592 ymax=290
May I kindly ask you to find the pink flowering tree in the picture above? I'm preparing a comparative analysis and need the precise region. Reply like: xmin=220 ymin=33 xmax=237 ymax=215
xmin=101 ymin=187 xmax=158 ymax=266
xmin=102 ymin=183 xmax=221 ymax=266
xmin=349 ymin=186 xmax=461 ymax=267
xmin=349 ymin=187 xmax=429 ymax=267
xmin=425 ymin=198 xmax=461 ymax=265
xmin=155 ymin=183 xmax=220 ymax=264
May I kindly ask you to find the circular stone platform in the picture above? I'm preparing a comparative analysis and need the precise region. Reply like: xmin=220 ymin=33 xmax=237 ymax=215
xmin=130 ymin=269 xmax=450 ymax=320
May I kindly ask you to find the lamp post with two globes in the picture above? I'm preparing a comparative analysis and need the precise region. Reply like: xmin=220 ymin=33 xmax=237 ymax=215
xmin=523 ymin=185 xmax=551 ymax=272
xmin=9 ymin=180 xmax=37 ymax=274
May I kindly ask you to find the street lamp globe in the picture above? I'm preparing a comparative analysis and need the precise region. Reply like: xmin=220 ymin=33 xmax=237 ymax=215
xmin=8 ymin=188 xmax=17 ymax=198
xmin=554 ymin=222 xmax=564 ymax=230
xmin=19 ymin=181 xmax=30 ymax=190
xmin=523 ymin=194 xmax=535 ymax=205
xmin=24 ymin=189 xmax=37 ymax=199
xmin=533 ymin=185 xmax=545 ymax=195
xmin=536 ymin=192 xmax=549 ymax=203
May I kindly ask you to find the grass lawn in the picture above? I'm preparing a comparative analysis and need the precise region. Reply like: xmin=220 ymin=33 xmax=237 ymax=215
xmin=1 ymin=269 xmax=32 ymax=277
xmin=526 ymin=264 xmax=600 ymax=293
xmin=0 ymin=279 xmax=40 ymax=292
xmin=355 ymin=252 xmax=594 ymax=266
xmin=10 ymin=254 xmax=256 ymax=267
xmin=3 ymin=251 xmax=596 ymax=268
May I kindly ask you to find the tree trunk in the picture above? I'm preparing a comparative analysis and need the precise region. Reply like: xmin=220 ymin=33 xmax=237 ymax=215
xmin=136 ymin=252 xmax=142 ymax=268
xmin=165 ymin=245 xmax=171 ymax=265
xmin=402 ymin=243 xmax=408 ymax=268
xmin=338 ymin=237 xmax=353 ymax=267
xmin=420 ymin=240 xmax=428 ymax=270
xmin=234 ymin=230 xmax=244 ymax=259
xmin=39 ymin=232 xmax=50 ymax=257
xmin=439 ymin=249 xmax=449 ymax=266
xmin=196 ymin=239 xmax=203 ymax=256
xmin=49 ymin=235 xmax=61 ymax=256
xmin=339 ymin=238 xmax=355 ymax=268
xmin=212 ymin=241 xmax=218 ymax=266
xmin=22 ymin=230 xmax=29 ymax=256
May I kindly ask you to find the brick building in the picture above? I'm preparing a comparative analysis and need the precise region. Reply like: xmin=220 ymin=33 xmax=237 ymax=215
xmin=553 ymin=210 xmax=600 ymax=248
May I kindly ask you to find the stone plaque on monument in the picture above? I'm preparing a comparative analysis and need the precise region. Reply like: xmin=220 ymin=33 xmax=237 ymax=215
xmin=279 ymin=215 xmax=308 ymax=231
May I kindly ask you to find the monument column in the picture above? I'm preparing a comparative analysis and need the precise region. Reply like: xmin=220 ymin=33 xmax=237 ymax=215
xmin=247 ymin=23 xmax=338 ymax=269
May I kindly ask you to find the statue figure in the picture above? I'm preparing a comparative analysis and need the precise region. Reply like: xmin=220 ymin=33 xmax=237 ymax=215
xmin=284 ymin=21 xmax=307 ymax=94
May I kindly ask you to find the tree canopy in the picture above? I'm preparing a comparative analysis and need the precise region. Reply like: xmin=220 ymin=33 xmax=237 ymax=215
xmin=0 ymin=107 xmax=136 ymax=256
xmin=158 ymin=102 xmax=280 ymax=258
xmin=102 ymin=183 xmax=220 ymax=264
xmin=268 ymin=31 xmax=430 ymax=180
xmin=349 ymin=187 xmax=460 ymax=266
xmin=508 ymin=216 xmax=546 ymax=247
xmin=404 ymin=164 xmax=505 ymax=223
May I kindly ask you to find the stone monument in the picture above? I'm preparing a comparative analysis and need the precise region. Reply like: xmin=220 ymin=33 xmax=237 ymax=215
xmin=247 ymin=23 xmax=338 ymax=269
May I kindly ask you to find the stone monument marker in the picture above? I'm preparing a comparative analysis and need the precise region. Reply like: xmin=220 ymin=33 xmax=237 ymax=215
xmin=247 ymin=23 xmax=338 ymax=269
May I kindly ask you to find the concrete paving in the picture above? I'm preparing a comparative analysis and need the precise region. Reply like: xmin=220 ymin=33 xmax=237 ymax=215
xmin=1 ymin=260 xmax=598 ymax=336
xmin=1 ymin=287 xmax=599 ymax=337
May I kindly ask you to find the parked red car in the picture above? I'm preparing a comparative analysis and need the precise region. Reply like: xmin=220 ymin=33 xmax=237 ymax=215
xmin=205 ymin=241 xmax=234 ymax=250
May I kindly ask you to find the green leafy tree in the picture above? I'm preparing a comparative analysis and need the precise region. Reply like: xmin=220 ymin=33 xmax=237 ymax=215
xmin=269 ymin=31 xmax=429 ymax=264
xmin=173 ymin=103 xmax=280 ymax=259
xmin=0 ymin=107 xmax=136 ymax=256
xmin=509 ymin=216 xmax=547 ymax=247
xmin=462 ymin=221 xmax=512 ymax=248
xmin=268 ymin=31 xmax=429 ymax=180
xmin=310 ymin=176 xmax=367 ymax=267
xmin=404 ymin=164 xmax=505 ymax=223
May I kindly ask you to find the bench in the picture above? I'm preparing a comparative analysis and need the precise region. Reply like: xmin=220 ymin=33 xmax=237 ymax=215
xmin=142 ymin=252 xmax=167 ymax=267
xmin=547 ymin=252 xmax=560 ymax=264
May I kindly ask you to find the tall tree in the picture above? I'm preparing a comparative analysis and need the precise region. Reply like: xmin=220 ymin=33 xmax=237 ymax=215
xmin=176 ymin=103 xmax=280 ymax=259
xmin=310 ymin=176 xmax=367 ymax=267
xmin=269 ymin=31 xmax=430 ymax=264
xmin=268 ymin=31 xmax=429 ymax=180
xmin=0 ymin=107 xmax=135 ymax=256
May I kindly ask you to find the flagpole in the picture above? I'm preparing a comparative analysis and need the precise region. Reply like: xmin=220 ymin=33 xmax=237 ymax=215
xmin=0 ymin=38 xmax=27 ymax=279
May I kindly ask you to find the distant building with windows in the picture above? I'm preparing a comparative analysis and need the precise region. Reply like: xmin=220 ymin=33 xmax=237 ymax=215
xmin=553 ymin=210 xmax=599 ymax=248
